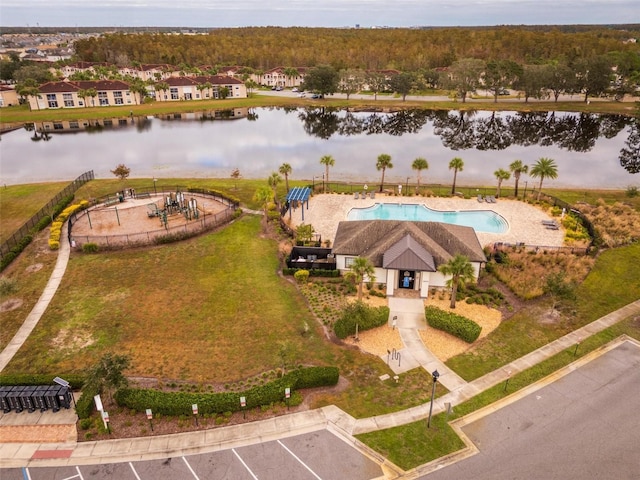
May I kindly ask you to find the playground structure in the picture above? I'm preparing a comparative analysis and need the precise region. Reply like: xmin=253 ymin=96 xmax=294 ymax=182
xmin=68 ymin=188 xmax=238 ymax=249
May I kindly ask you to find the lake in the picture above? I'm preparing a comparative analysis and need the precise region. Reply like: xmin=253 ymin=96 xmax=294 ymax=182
xmin=1 ymin=107 xmax=638 ymax=188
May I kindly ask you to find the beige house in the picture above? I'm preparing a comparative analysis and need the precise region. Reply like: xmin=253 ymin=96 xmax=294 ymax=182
xmin=332 ymin=220 xmax=486 ymax=298
xmin=261 ymin=67 xmax=308 ymax=88
xmin=118 ymin=64 xmax=174 ymax=82
xmin=27 ymin=80 xmax=134 ymax=110
xmin=153 ymin=75 xmax=247 ymax=101
xmin=0 ymin=85 xmax=20 ymax=107
xmin=56 ymin=61 xmax=110 ymax=79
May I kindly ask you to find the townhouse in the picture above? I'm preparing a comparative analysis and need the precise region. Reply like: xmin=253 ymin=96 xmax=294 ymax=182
xmin=27 ymin=80 xmax=134 ymax=110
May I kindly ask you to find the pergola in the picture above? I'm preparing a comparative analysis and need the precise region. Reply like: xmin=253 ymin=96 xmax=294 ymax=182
xmin=285 ymin=187 xmax=312 ymax=221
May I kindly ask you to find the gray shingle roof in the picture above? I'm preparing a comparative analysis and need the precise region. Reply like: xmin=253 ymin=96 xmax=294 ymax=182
xmin=383 ymin=234 xmax=436 ymax=271
xmin=332 ymin=220 xmax=486 ymax=268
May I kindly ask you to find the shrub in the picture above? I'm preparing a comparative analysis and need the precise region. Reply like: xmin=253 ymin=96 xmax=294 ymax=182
xmin=333 ymin=301 xmax=390 ymax=339
xmin=76 ymin=382 xmax=100 ymax=419
xmin=48 ymin=239 xmax=60 ymax=250
xmin=0 ymin=277 xmax=17 ymax=295
xmin=294 ymin=269 xmax=310 ymax=284
xmin=425 ymin=306 xmax=481 ymax=343
xmin=0 ymin=373 xmax=84 ymax=388
xmin=82 ymin=243 xmax=99 ymax=253
xmin=114 ymin=366 xmax=338 ymax=416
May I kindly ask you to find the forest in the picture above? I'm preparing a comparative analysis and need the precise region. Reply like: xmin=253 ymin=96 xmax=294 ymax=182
xmin=71 ymin=26 xmax=640 ymax=72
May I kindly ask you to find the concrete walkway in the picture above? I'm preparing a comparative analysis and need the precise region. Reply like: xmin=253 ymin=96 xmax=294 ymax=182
xmin=0 ymin=227 xmax=71 ymax=372
xmin=386 ymin=297 xmax=468 ymax=391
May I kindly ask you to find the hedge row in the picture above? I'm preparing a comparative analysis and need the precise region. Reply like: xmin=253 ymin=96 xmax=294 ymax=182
xmin=425 ymin=306 xmax=482 ymax=343
xmin=283 ymin=267 xmax=340 ymax=277
xmin=76 ymin=382 xmax=100 ymax=419
xmin=0 ymin=373 xmax=85 ymax=389
xmin=48 ymin=200 xmax=89 ymax=250
xmin=334 ymin=302 xmax=390 ymax=339
xmin=115 ymin=366 xmax=338 ymax=417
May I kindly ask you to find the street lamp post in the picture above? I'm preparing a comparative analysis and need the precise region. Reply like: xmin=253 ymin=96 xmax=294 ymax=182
xmin=427 ymin=369 xmax=440 ymax=428
xmin=523 ymin=181 xmax=528 ymax=199
xmin=153 ymin=178 xmax=158 ymax=195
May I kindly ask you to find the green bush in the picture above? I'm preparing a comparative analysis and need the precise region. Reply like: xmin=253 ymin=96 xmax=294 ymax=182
xmin=75 ymin=382 xmax=100 ymax=419
xmin=425 ymin=306 xmax=481 ymax=343
xmin=333 ymin=301 xmax=390 ymax=339
xmin=0 ymin=373 xmax=84 ymax=388
xmin=0 ymin=277 xmax=17 ymax=296
xmin=294 ymin=269 xmax=310 ymax=284
xmin=82 ymin=243 xmax=99 ymax=253
xmin=114 ymin=366 xmax=338 ymax=416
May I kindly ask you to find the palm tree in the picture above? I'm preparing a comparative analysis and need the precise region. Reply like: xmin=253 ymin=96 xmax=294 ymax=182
xmin=530 ymin=157 xmax=559 ymax=201
xmin=253 ymin=185 xmax=273 ymax=229
xmin=494 ymin=168 xmax=511 ymax=198
xmin=438 ymin=254 xmax=475 ymax=309
xmin=351 ymin=257 xmax=376 ymax=301
xmin=267 ymin=172 xmax=283 ymax=204
xmin=376 ymin=154 xmax=393 ymax=192
xmin=319 ymin=155 xmax=335 ymax=193
xmin=449 ymin=157 xmax=465 ymax=195
xmin=509 ymin=159 xmax=529 ymax=198
xmin=279 ymin=163 xmax=292 ymax=193
xmin=412 ymin=157 xmax=429 ymax=195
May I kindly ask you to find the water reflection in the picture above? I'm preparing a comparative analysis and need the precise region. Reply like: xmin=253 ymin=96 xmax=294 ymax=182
xmin=1 ymin=107 xmax=637 ymax=187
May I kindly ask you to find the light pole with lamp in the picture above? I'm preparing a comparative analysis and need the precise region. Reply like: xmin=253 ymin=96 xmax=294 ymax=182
xmin=427 ymin=369 xmax=440 ymax=428
xmin=153 ymin=178 xmax=158 ymax=195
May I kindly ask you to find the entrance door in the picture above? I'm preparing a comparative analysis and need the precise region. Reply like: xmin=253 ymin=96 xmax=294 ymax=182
xmin=399 ymin=270 xmax=415 ymax=289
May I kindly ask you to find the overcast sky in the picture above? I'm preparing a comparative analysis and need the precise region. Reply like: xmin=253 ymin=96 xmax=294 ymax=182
xmin=1 ymin=0 xmax=638 ymax=28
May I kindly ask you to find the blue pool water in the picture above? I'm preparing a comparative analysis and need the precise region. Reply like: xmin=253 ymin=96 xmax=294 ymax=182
xmin=347 ymin=203 xmax=509 ymax=233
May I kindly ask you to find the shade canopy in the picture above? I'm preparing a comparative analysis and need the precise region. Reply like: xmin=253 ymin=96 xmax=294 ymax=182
xmin=286 ymin=187 xmax=311 ymax=203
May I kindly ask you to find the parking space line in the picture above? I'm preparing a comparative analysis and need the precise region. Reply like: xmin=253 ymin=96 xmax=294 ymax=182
xmin=277 ymin=440 xmax=322 ymax=480
xmin=182 ymin=456 xmax=200 ymax=480
xmin=22 ymin=467 xmax=31 ymax=480
xmin=129 ymin=462 xmax=142 ymax=480
xmin=232 ymin=448 xmax=259 ymax=480
xmin=60 ymin=466 xmax=82 ymax=480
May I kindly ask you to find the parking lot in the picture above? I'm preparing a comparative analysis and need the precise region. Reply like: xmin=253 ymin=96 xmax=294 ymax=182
xmin=1 ymin=430 xmax=384 ymax=480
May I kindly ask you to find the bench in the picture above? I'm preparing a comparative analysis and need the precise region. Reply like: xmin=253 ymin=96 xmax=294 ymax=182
xmin=103 ymin=198 xmax=120 ymax=207
xmin=136 ymin=192 xmax=151 ymax=199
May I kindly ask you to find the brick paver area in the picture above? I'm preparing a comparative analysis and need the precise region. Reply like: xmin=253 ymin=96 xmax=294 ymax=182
xmin=0 ymin=424 xmax=77 ymax=443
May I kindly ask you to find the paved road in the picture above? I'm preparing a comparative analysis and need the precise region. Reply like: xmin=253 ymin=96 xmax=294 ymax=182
xmin=419 ymin=340 xmax=640 ymax=479
xmin=1 ymin=430 xmax=384 ymax=480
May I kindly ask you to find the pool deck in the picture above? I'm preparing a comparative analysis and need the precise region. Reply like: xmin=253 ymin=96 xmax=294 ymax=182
xmin=286 ymin=193 xmax=565 ymax=248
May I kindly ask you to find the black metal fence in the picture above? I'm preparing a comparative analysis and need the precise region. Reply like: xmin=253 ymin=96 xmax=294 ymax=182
xmin=0 ymin=171 xmax=94 ymax=259
xmin=68 ymin=190 xmax=238 ymax=249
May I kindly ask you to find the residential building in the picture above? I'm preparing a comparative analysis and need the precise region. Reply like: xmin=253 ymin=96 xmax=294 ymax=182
xmin=27 ymin=80 xmax=133 ymax=110
xmin=0 ymin=85 xmax=20 ymax=107
xmin=153 ymin=75 xmax=247 ymax=101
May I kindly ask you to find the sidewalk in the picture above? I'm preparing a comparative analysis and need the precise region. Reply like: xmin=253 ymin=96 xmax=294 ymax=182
xmin=0 ymin=227 xmax=71 ymax=372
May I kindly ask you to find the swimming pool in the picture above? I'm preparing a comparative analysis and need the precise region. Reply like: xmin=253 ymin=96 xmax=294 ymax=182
xmin=347 ymin=203 xmax=509 ymax=233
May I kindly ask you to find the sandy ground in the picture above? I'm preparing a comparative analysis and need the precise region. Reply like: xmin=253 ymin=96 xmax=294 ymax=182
xmin=344 ymin=294 xmax=501 ymax=362
xmin=71 ymin=194 xmax=229 ymax=237
xmin=286 ymin=193 xmax=565 ymax=249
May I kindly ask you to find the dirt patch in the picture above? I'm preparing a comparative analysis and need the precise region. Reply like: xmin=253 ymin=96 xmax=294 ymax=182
xmin=50 ymin=328 xmax=95 ymax=351
xmin=0 ymin=298 xmax=23 ymax=312
xmin=25 ymin=263 xmax=44 ymax=273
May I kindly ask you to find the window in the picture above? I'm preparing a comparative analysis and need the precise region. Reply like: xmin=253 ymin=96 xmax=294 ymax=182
xmin=63 ymin=93 xmax=74 ymax=107
xmin=46 ymin=94 xmax=58 ymax=108
xmin=98 ymin=91 xmax=108 ymax=106
xmin=345 ymin=257 xmax=356 ymax=268
xmin=69 ymin=121 xmax=79 ymax=129
xmin=113 ymin=91 xmax=124 ymax=105
xmin=170 ymin=88 xmax=179 ymax=100
xmin=53 ymin=122 xmax=63 ymax=130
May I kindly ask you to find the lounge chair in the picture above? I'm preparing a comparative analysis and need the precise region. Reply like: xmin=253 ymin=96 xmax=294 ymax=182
xmin=362 ymin=192 xmax=367 ymax=198
xmin=546 ymin=224 xmax=560 ymax=230
xmin=486 ymin=195 xmax=495 ymax=203
xmin=370 ymin=191 xmax=375 ymax=199
xmin=477 ymin=194 xmax=484 ymax=202
xmin=541 ymin=220 xmax=558 ymax=226
xmin=354 ymin=192 xmax=359 ymax=199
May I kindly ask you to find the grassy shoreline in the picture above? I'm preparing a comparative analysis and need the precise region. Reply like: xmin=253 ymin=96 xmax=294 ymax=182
xmin=1 ymin=93 xmax=638 ymax=125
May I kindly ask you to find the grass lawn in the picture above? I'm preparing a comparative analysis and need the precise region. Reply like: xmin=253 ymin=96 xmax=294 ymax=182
xmin=0 ymin=182 xmax=70 ymax=243
xmin=4 ymin=215 xmax=338 ymax=380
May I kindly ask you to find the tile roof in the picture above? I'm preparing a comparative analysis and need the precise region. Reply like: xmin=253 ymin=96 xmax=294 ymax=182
xmin=37 ymin=80 xmax=130 ymax=93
